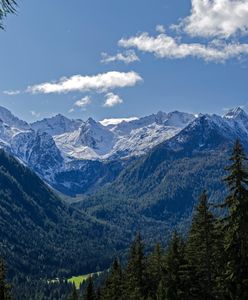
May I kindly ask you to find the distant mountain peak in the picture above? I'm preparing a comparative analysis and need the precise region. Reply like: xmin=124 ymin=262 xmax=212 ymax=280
xmin=0 ymin=106 xmax=30 ymax=130
xmin=31 ymin=113 xmax=82 ymax=136
xmin=86 ymin=117 xmax=98 ymax=126
xmin=224 ymin=107 xmax=247 ymax=119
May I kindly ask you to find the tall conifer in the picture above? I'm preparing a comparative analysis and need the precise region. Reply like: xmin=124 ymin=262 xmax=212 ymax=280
xmin=221 ymin=140 xmax=248 ymax=299
xmin=185 ymin=191 xmax=217 ymax=299
xmin=101 ymin=258 xmax=123 ymax=300
xmin=164 ymin=232 xmax=186 ymax=300
xmin=84 ymin=277 xmax=96 ymax=300
xmin=123 ymin=233 xmax=147 ymax=299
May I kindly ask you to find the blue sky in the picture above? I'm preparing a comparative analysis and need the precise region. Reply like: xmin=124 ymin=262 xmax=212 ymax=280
xmin=1 ymin=0 xmax=248 ymax=122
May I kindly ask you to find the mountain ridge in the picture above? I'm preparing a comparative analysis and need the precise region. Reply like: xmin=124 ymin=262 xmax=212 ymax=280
xmin=0 ymin=105 xmax=247 ymax=195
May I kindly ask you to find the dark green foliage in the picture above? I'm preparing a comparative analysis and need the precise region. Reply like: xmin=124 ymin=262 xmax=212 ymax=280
xmin=67 ymin=284 xmax=78 ymax=300
xmin=83 ymin=277 xmax=96 ymax=300
xmin=122 ymin=233 xmax=147 ymax=299
xmin=0 ymin=259 xmax=12 ymax=299
xmin=0 ymin=0 xmax=16 ymax=29
xmin=92 ymin=141 xmax=248 ymax=300
xmin=75 ymin=149 xmax=228 ymax=248
xmin=163 ymin=232 xmax=187 ymax=300
xmin=220 ymin=140 xmax=248 ymax=299
xmin=100 ymin=258 xmax=122 ymax=300
xmin=15 ymin=279 xmax=73 ymax=300
xmin=146 ymin=243 xmax=164 ymax=298
xmin=184 ymin=192 xmax=219 ymax=299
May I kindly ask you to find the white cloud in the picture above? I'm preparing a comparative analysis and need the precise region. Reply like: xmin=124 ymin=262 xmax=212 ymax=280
xmin=27 ymin=71 xmax=142 ymax=94
xmin=74 ymin=96 xmax=92 ymax=108
xmin=69 ymin=96 xmax=92 ymax=113
xmin=101 ymin=50 xmax=140 ymax=64
xmin=103 ymin=93 xmax=123 ymax=107
xmin=179 ymin=0 xmax=248 ymax=38
xmin=100 ymin=117 xmax=138 ymax=126
xmin=3 ymin=90 xmax=21 ymax=96
xmin=119 ymin=32 xmax=248 ymax=62
xmin=156 ymin=25 xmax=166 ymax=34
xmin=68 ymin=108 xmax=75 ymax=113
xmin=30 ymin=110 xmax=41 ymax=118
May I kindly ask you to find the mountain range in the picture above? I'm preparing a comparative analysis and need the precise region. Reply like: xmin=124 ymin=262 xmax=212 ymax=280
xmin=1 ymin=105 xmax=246 ymax=197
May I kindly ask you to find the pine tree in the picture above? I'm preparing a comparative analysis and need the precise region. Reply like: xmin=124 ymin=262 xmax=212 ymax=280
xmin=221 ymin=140 xmax=248 ymax=299
xmin=164 ymin=231 xmax=186 ymax=300
xmin=84 ymin=277 xmax=96 ymax=300
xmin=0 ymin=259 xmax=12 ymax=300
xmin=67 ymin=284 xmax=78 ymax=300
xmin=156 ymin=279 xmax=166 ymax=300
xmin=185 ymin=191 xmax=218 ymax=300
xmin=147 ymin=243 xmax=164 ymax=298
xmin=123 ymin=233 xmax=147 ymax=299
xmin=100 ymin=258 xmax=123 ymax=300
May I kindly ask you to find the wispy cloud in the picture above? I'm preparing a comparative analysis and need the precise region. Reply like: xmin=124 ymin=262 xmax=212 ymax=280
xmin=177 ymin=0 xmax=248 ymax=38
xmin=101 ymin=50 xmax=140 ymax=64
xmin=103 ymin=93 xmax=123 ymax=107
xmin=69 ymin=96 xmax=92 ymax=113
xmin=74 ymin=96 xmax=92 ymax=108
xmin=156 ymin=25 xmax=166 ymax=34
xmin=30 ymin=110 xmax=41 ymax=118
xmin=27 ymin=71 xmax=142 ymax=94
xmin=3 ymin=90 xmax=21 ymax=96
xmin=119 ymin=32 xmax=248 ymax=62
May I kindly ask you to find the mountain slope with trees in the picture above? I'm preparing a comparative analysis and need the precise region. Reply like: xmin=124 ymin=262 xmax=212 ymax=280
xmin=69 ymin=140 xmax=248 ymax=300
xmin=75 ymin=113 xmax=238 ymax=243
xmin=0 ymin=150 xmax=124 ymax=281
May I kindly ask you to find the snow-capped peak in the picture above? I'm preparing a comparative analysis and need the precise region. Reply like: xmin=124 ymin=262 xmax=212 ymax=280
xmin=77 ymin=118 xmax=114 ymax=151
xmin=31 ymin=114 xmax=82 ymax=136
xmin=224 ymin=107 xmax=247 ymax=120
xmin=0 ymin=106 xmax=30 ymax=130
xmin=163 ymin=111 xmax=195 ymax=128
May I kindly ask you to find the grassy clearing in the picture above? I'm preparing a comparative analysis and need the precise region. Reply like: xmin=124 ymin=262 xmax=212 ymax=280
xmin=68 ymin=271 xmax=102 ymax=289
xmin=48 ymin=271 xmax=102 ymax=289
xmin=68 ymin=274 xmax=89 ymax=289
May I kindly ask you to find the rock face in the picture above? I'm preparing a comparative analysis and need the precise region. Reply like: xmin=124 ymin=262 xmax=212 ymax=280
xmin=10 ymin=130 xmax=64 ymax=180
xmin=1 ymin=105 xmax=248 ymax=195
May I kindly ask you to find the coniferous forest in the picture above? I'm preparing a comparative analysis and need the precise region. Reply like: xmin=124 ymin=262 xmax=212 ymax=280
xmin=1 ymin=140 xmax=248 ymax=299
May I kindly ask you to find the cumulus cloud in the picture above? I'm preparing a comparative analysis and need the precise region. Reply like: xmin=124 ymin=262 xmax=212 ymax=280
xmin=101 ymin=50 xmax=140 ymax=64
xmin=100 ymin=117 xmax=138 ymax=126
xmin=27 ymin=71 xmax=142 ymax=94
xmin=178 ymin=0 xmax=248 ymax=38
xmin=103 ymin=93 xmax=123 ymax=107
xmin=119 ymin=32 xmax=248 ymax=62
xmin=3 ymin=90 xmax=21 ymax=96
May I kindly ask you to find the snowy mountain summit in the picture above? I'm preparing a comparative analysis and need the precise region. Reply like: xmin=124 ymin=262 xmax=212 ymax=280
xmin=1 ymin=105 xmax=248 ymax=195
xmin=52 ymin=110 xmax=195 ymax=160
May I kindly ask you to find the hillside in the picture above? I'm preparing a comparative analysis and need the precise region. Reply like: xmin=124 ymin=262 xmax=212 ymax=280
xmin=0 ymin=150 xmax=124 ymax=280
